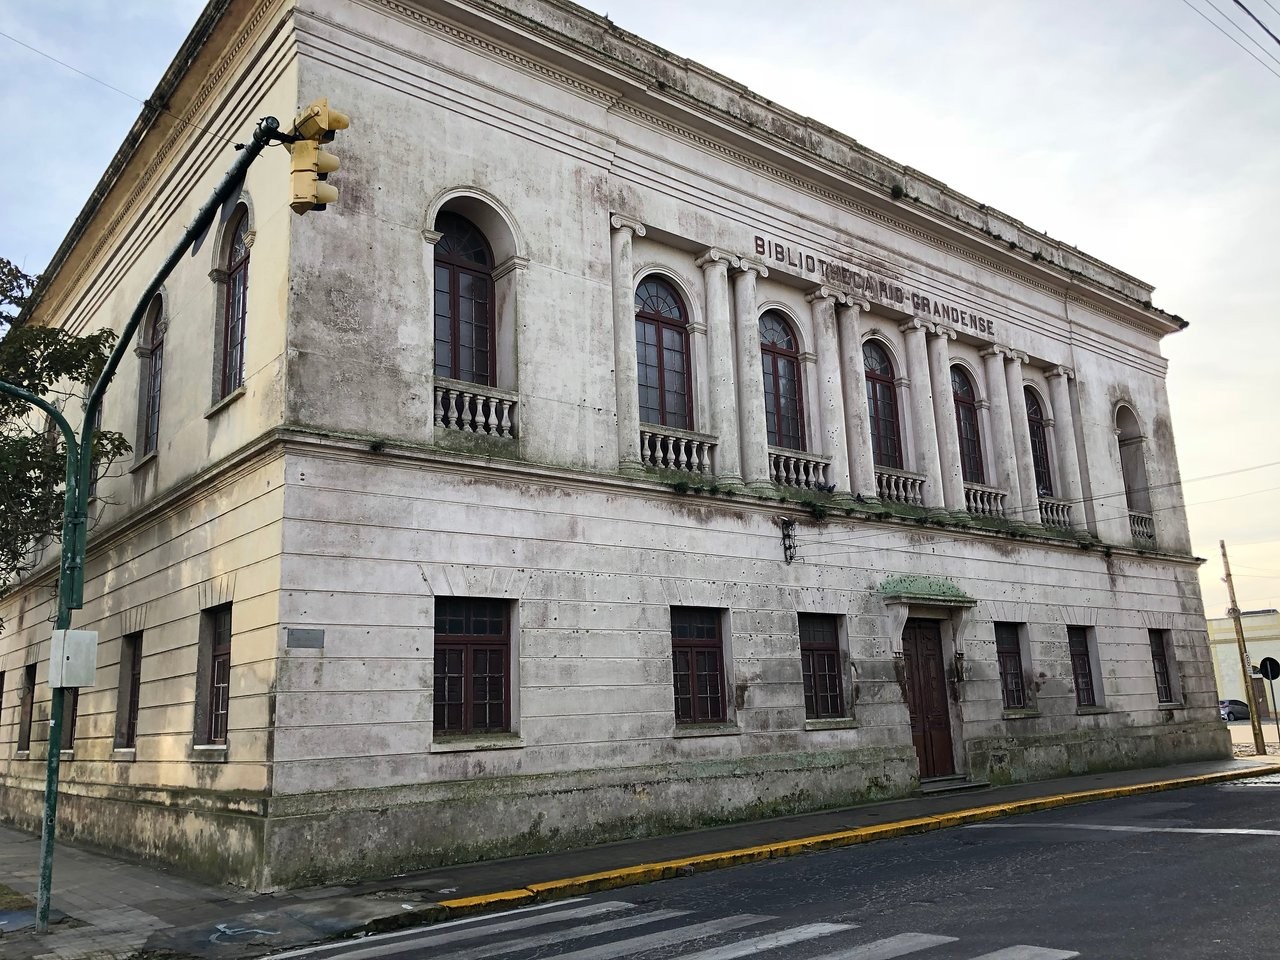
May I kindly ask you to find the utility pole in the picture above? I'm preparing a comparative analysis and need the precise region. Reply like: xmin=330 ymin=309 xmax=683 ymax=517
xmin=0 ymin=116 xmax=281 ymax=933
xmin=1221 ymin=539 xmax=1266 ymax=755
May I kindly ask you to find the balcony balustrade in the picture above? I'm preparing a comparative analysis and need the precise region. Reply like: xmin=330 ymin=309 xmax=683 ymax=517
xmin=639 ymin=426 xmax=716 ymax=475
xmin=875 ymin=467 xmax=926 ymax=506
xmin=1129 ymin=511 xmax=1156 ymax=547
xmin=768 ymin=448 xmax=831 ymax=490
xmin=434 ymin=379 xmax=518 ymax=439
xmin=964 ymin=482 xmax=1007 ymax=518
xmin=1038 ymin=496 xmax=1072 ymax=530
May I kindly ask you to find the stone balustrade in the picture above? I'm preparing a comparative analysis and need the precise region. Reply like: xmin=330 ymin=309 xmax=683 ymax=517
xmin=1038 ymin=496 xmax=1072 ymax=530
xmin=875 ymin=467 xmax=926 ymax=506
xmin=639 ymin=426 xmax=716 ymax=475
xmin=1129 ymin=511 xmax=1156 ymax=547
xmin=434 ymin=379 xmax=518 ymax=438
xmin=964 ymin=482 xmax=1007 ymax=518
xmin=768 ymin=447 xmax=831 ymax=490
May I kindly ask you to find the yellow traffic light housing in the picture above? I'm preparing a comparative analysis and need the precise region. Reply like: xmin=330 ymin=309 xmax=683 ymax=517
xmin=290 ymin=140 xmax=340 ymax=214
xmin=288 ymin=98 xmax=349 ymax=215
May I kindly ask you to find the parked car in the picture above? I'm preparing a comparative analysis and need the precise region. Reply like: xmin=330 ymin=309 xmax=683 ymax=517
xmin=1220 ymin=699 xmax=1251 ymax=721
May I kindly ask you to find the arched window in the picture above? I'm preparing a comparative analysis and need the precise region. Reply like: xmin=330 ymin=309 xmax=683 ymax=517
xmin=1025 ymin=387 xmax=1053 ymax=496
xmin=1115 ymin=405 xmax=1151 ymax=513
xmin=863 ymin=340 xmax=902 ymax=469
xmin=951 ymin=366 xmax=985 ymax=484
xmin=434 ymin=211 xmax=495 ymax=385
xmin=142 ymin=295 xmax=165 ymax=456
xmin=759 ymin=310 xmax=804 ymax=450
xmin=219 ymin=207 xmax=250 ymax=400
xmin=634 ymin=277 xmax=692 ymax=429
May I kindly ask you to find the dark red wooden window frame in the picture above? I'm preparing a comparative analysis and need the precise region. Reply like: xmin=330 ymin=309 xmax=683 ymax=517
xmin=220 ymin=210 xmax=250 ymax=400
xmin=1068 ymin=626 xmax=1097 ymax=708
xmin=951 ymin=366 xmax=985 ymax=484
xmin=799 ymin=613 xmax=844 ymax=719
xmin=759 ymin=311 xmax=805 ymax=451
xmin=434 ymin=597 xmax=510 ymax=735
xmin=1149 ymin=629 xmax=1175 ymax=703
xmin=671 ymin=607 xmax=726 ymax=723
xmin=17 ymin=663 xmax=36 ymax=752
xmin=206 ymin=605 xmax=232 ymax=745
xmin=635 ymin=277 xmax=693 ymax=430
xmin=433 ymin=212 xmax=496 ymax=386
xmin=864 ymin=340 xmax=903 ymax=469
xmin=1025 ymin=387 xmax=1054 ymax=497
xmin=143 ymin=299 xmax=164 ymax=456
xmin=995 ymin=622 xmax=1027 ymax=710
xmin=119 ymin=632 xmax=144 ymax=749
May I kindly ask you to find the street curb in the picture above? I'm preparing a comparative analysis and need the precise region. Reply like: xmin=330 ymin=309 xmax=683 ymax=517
xmin=434 ymin=763 xmax=1280 ymax=919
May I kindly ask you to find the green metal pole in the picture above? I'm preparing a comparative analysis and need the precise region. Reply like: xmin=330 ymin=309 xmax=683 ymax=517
xmin=0 ymin=116 xmax=280 ymax=933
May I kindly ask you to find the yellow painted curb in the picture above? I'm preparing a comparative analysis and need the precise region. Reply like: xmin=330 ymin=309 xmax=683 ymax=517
xmin=434 ymin=762 xmax=1280 ymax=920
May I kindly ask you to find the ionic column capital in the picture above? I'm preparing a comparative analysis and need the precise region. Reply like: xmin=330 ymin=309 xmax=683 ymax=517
xmin=609 ymin=214 xmax=646 ymax=236
xmin=980 ymin=344 xmax=1011 ymax=360
xmin=805 ymin=285 xmax=846 ymax=306
xmin=695 ymin=247 xmax=739 ymax=270
xmin=929 ymin=322 xmax=957 ymax=341
xmin=1003 ymin=349 xmax=1030 ymax=366
xmin=898 ymin=317 xmax=932 ymax=335
xmin=1047 ymin=364 xmax=1076 ymax=381
xmin=733 ymin=256 xmax=770 ymax=279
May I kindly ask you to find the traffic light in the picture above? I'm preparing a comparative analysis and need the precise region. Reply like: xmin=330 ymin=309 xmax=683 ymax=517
xmin=289 ymin=98 xmax=349 ymax=214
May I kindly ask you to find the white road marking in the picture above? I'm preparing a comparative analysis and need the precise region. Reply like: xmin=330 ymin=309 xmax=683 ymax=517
xmin=808 ymin=932 xmax=958 ymax=960
xmin=323 ymin=903 xmax=670 ymax=960
xmin=265 ymin=897 xmax=600 ymax=959
xmin=674 ymin=922 xmax=857 ymax=960
xmin=549 ymin=914 xmax=773 ymax=960
xmin=965 ymin=946 xmax=1079 ymax=959
xmin=966 ymin=822 xmax=1280 ymax=836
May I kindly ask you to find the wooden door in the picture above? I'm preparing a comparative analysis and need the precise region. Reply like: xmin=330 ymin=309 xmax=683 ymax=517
xmin=902 ymin=619 xmax=955 ymax=778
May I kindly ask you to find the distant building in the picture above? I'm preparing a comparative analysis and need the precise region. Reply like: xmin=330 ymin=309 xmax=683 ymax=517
xmin=0 ymin=0 xmax=1227 ymax=889
xmin=1208 ymin=610 xmax=1280 ymax=716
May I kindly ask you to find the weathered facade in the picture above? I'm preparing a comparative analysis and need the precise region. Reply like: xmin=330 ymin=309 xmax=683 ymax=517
xmin=0 ymin=0 xmax=1228 ymax=889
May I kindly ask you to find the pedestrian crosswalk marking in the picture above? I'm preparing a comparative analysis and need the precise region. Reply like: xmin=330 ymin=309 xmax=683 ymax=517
xmin=327 ymin=901 xmax=657 ymax=960
xmin=427 ymin=908 xmax=692 ymax=960
xmin=548 ymin=914 xmax=773 ymax=960
xmin=808 ymin=932 xmax=958 ymax=960
xmin=654 ymin=921 xmax=856 ymax=960
xmin=965 ymin=947 xmax=1079 ymax=960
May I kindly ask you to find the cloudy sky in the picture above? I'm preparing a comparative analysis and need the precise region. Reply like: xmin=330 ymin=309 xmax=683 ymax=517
xmin=1 ymin=0 xmax=1277 ymax=616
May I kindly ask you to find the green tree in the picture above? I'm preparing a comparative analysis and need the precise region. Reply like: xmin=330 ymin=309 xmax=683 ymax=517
xmin=0 ymin=256 xmax=131 ymax=593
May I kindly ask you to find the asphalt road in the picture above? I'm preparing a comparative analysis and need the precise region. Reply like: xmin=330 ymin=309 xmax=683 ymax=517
xmin=279 ymin=773 xmax=1280 ymax=960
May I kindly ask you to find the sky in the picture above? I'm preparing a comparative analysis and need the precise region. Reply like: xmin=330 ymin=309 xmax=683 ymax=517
xmin=0 ymin=0 xmax=1277 ymax=616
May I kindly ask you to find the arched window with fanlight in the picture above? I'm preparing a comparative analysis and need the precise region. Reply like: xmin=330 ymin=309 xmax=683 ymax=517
xmin=434 ymin=211 xmax=495 ymax=385
xmin=141 ymin=295 xmax=165 ymax=456
xmin=219 ymin=206 xmax=250 ymax=400
xmin=863 ymin=340 xmax=902 ymax=469
xmin=1025 ymin=386 xmax=1053 ymax=496
xmin=634 ymin=276 xmax=692 ymax=429
xmin=759 ymin=310 xmax=805 ymax=451
xmin=951 ymin=365 xmax=985 ymax=484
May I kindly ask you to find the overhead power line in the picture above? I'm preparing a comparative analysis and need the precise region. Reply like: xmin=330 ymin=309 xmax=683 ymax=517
xmin=1233 ymin=0 xmax=1280 ymax=48
xmin=1178 ymin=0 xmax=1280 ymax=79
xmin=1205 ymin=0 xmax=1280 ymax=65
xmin=0 ymin=28 xmax=240 ymax=149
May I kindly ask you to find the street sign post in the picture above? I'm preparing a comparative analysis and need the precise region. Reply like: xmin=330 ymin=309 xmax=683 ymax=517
xmin=1259 ymin=657 xmax=1280 ymax=747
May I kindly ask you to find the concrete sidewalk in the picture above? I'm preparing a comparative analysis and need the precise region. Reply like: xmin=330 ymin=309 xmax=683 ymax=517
xmin=2 ymin=756 xmax=1277 ymax=960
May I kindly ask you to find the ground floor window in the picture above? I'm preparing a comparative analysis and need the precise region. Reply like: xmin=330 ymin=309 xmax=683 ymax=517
xmin=1149 ymin=629 xmax=1176 ymax=704
xmin=116 ymin=632 xmax=144 ymax=748
xmin=1067 ymin=626 xmax=1097 ymax=707
xmin=995 ymin=622 xmax=1027 ymax=710
xmin=17 ymin=664 xmax=36 ymax=752
xmin=671 ymin=607 xmax=726 ymax=723
xmin=60 ymin=688 xmax=80 ymax=752
xmin=196 ymin=604 xmax=233 ymax=745
xmin=799 ymin=613 xmax=844 ymax=719
xmin=434 ymin=597 xmax=510 ymax=734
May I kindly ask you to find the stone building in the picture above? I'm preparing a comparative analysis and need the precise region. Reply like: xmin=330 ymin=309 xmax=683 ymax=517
xmin=1208 ymin=610 xmax=1280 ymax=715
xmin=0 ymin=0 xmax=1228 ymax=889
